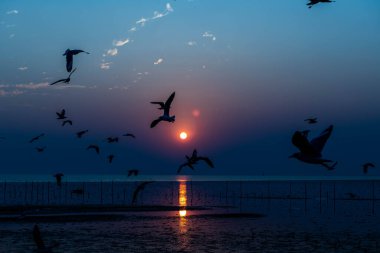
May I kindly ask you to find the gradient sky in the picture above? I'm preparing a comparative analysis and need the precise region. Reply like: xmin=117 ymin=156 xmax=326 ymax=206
xmin=1 ymin=0 xmax=380 ymax=176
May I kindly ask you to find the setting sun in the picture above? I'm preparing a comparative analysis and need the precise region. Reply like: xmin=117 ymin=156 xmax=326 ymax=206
xmin=179 ymin=132 xmax=188 ymax=140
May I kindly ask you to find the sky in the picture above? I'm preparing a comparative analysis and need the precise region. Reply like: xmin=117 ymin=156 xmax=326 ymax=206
xmin=0 ymin=0 xmax=380 ymax=176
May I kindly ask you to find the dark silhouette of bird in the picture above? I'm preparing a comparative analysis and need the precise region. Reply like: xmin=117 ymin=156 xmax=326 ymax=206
xmin=304 ymin=117 xmax=317 ymax=124
xmin=86 ymin=144 xmax=100 ymax=154
xmin=363 ymin=162 xmax=375 ymax=174
xmin=289 ymin=125 xmax=337 ymax=170
xmin=105 ymin=137 xmax=119 ymax=143
xmin=107 ymin=154 xmax=115 ymax=163
xmin=177 ymin=149 xmax=214 ymax=174
xmin=56 ymin=109 xmax=67 ymax=120
xmin=123 ymin=133 xmax=136 ymax=138
xmin=29 ymin=134 xmax=45 ymax=143
xmin=128 ymin=169 xmax=139 ymax=177
xmin=49 ymin=68 xmax=76 ymax=85
xmin=150 ymin=101 xmax=165 ymax=110
xmin=62 ymin=120 xmax=73 ymax=126
xmin=71 ymin=188 xmax=84 ymax=195
xmin=63 ymin=49 xmax=89 ymax=72
xmin=150 ymin=92 xmax=176 ymax=128
xmin=131 ymin=181 xmax=154 ymax=205
xmin=53 ymin=173 xmax=64 ymax=187
xmin=33 ymin=224 xmax=59 ymax=253
xmin=307 ymin=0 xmax=335 ymax=9
xmin=35 ymin=147 xmax=46 ymax=153
xmin=76 ymin=130 xmax=88 ymax=138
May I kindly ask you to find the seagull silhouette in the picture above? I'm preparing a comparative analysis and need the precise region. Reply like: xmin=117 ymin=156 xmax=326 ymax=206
xmin=150 ymin=92 xmax=176 ymax=128
xmin=63 ymin=49 xmax=89 ymax=72
xmin=123 ymin=133 xmax=136 ymax=138
xmin=363 ymin=162 xmax=375 ymax=174
xmin=177 ymin=149 xmax=214 ymax=174
xmin=53 ymin=173 xmax=64 ymax=187
xmin=289 ymin=125 xmax=337 ymax=170
xmin=107 ymin=154 xmax=115 ymax=163
xmin=86 ymin=144 xmax=100 ymax=154
xmin=105 ymin=137 xmax=119 ymax=143
xmin=49 ymin=68 xmax=76 ymax=85
xmin=29 ymin=134 xmax=45 ymax=143
xmin=33 ymin=224 xmax=59 ymax=253
xmin=56 ymin=109 xmax=67 ymax=120
xmin=307 ymin=0 xmax=335 ymax=8
xmin=131 ymin=181 xmax=154 ymax=205
xmin=128 ymin=169 xmax=139 ymax=177
xmin=76 ymin=130 xmax=88 ymax=138
xmin=304 ymin=117 xmax=317 ymax=124
xmin=62 ymin=120 xmax=73 ymax=126
xmin=35 ymin=147 xmax=46 ymax=153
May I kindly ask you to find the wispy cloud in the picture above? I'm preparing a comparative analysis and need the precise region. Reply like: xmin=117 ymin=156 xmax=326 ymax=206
xmin=18 ymin=66 xmax=28 ymax=71
xmin=100 ymin=62 xmax=112 ymax=70
xmin=154 ymin=58 xmax=164 ymax=65
xmin=129 ymin=27 xmax=137 ymax=32
xmin=187 ymin=41 xmax=197 ymax=46
xmin=136 ymin=17 xmax=149 ymax=26
xmin=166 ymin=3 xmax=174 ymax=12
xmin=152 ymin=11 xmax=166 ymax=20
xmin=113 ymin=38 xmax=129 ymax=47
xmin=0 ymin=82 xmax=50 ymax=96
xmin=6 ymin=10 xmax=18 ymax=15
xmin=202 ymin=31 xmax=216 ymax=41
xmin=106 ymin=48 xmax=118 ymax=56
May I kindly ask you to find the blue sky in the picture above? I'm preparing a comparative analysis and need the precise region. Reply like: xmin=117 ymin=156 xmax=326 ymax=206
xmin=0 ymin=0 xmax=380 ymax=175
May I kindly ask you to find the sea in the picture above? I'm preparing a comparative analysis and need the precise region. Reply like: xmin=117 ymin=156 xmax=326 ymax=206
xmin=1 ymin=175 xmax=380 ymax=252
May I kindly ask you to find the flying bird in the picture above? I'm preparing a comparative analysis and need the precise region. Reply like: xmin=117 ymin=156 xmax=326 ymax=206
xmin=128 ymin=169 xmax=139 ymax=177
xmin=76 ymin=130 xmax=89 ymax=138
xmin=289 ymin=125 xmax=337 ymax=170
xmin=49 ymin=68 xmax=77 ymax=85
xmin=123 ymin=133 xmax=136 ymax=138
xmin=53 ymin=173 xmax=64 ymax=187
xmin=62 ymin=120 xmax=73 ymax=126
xmin=86 ymin=144 xmax=100 ymax=154
xmin=177 ymin=149 xmax=214 ymax=174
xmin=304 ymin=117 xmax=317 ymax=124
xmin=107 ymin=154 xmax=115 ymax=163
xmin=29 ymin=134 xmax=45 ymax=143
xmin=131 ymin=181 xmax=154 ymax=205
xmin=307 ymin=0 xmax=335 ymax=8
xmin=363 ymin=162 xmax=375 ymax=174
xmin=63 ymin=49 xmax=90 ymax=72
xmin=56 ymin=109 xmax=67 ymax=120
xmin=35 ymin=147 xmax=46 ymax=153
xmin=150 ymin=92 xmax=176 ymax=128
xmin=105 ymin=137 xmax=119 ymax=143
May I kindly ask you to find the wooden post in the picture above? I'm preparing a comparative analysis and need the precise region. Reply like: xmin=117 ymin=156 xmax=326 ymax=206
xmin=111 ymin=180 xmax=114 ymax=205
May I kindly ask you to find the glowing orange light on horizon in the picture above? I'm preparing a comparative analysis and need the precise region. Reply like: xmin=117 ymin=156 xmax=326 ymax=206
xmin=179 ymin=131 xmax=188 ymax=140
xmin=179 ymin=210 xmax=187 ymax=217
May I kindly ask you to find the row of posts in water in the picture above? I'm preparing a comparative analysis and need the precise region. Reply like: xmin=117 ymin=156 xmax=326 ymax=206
xmin=1 ymin=180 xmax=379 ymax=215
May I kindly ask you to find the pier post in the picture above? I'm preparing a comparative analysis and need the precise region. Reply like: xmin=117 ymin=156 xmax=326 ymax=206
xmin=112 ymin=180 xmax=114 ymax=205
xmin=319 ymin=181 xmax=322 ymax=214
xmin=3 ymin=181 xmax=6 ymax=205
xmin=100 ymin=181 xmax=103 ymax=205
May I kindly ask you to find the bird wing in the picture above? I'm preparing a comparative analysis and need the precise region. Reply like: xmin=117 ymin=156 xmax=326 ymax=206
xmin=66 ymin=54 xmax=73 ymax=72
xmin=291 ymin=130 xmax=318 ymax=156
xmin=163 ymin=92 xmax=175 ymax=115
xmin=197 ymin=157 xmax=214 ymax=168
xmin=310 ymin=125 xmax=333 ymax=154
xmin=68 ymin=67 xmax=77 ymax=78
xmin=150 ymin=118 xmax=161 ymax=128
xmin=71 ymin=49 xmax=88 ymax=55
xmin=132 ymin=181 xmax=153 ymax=204
xmin=33 ymin=225 xmax=45 ymax=249
xmin=50 ymin=79 xmax=66 ymax=85
xmin=192 ymin=149 xmax=198 ymax=159
xmin=177 ymin=163 xmax=187 ymax=174
xmin=150 ymin=102 xmax=164 ymax=108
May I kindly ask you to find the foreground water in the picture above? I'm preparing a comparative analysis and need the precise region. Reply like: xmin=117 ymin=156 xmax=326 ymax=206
xmin=1 ymin=175 xmax=380 ymax=252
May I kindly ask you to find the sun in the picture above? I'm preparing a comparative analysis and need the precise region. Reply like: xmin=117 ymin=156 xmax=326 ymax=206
xmin=179 ymin=131 xmax=188 ymax=140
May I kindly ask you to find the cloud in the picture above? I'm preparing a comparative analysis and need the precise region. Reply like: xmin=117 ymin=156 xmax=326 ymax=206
xmin=18 ymin=67 xmax=28 ymax=71
xmin=0 ymin=89 xmax=24 ymax=96
xmin=113 ymin=38 xmax=130 ymax=47
xmin=202 ymin=31 xmax=216 ymax=41
xmin=129 ymin=27 xmax=137 ymax=32
xmin=187 ymin=41 xmax=197 ymax=46
xmin=166 ymin=3 xmax=174 ymax=12
xmin=136 ymin=17 xmax=148 ymax=26
xmin=0 ymin=82 xmax=50 ymax=96
xmin=100 ymin=62 xmax=112 ymax=70
xmin=152 ymin=11 xmax=166 ymax=20
xmin=106 ymin=48 xmax=118 ymax=56
xmin=6 ymin=10 xmax=18 ymax=15
xmin=154 ymin=58 xmax=163 ymax=65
